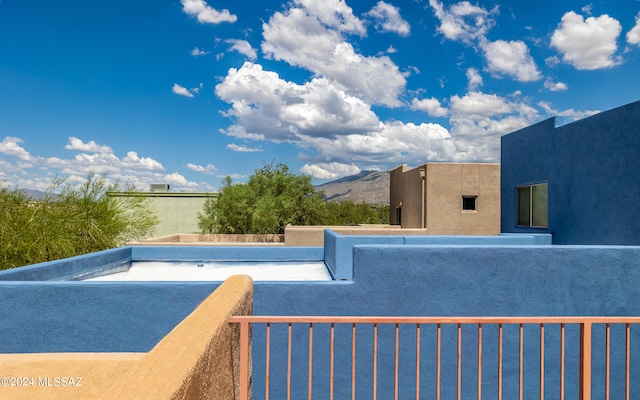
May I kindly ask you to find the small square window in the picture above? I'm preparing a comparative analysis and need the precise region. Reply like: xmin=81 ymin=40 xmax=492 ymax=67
xmin=462 ymin=196 xmax=477 ymax=211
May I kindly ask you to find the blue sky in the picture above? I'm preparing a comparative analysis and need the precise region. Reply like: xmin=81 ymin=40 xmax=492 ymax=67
xmin=1 ymin=0 xmax=639 ymax=191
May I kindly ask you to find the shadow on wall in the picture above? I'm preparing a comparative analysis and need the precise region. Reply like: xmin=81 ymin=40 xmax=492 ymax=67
xmin=0 ymin=275 xmax=253 ymax=400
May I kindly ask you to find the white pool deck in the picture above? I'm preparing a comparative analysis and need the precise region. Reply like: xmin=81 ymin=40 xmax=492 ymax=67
xmin=85 ymin=261 xmax=332 ymax=281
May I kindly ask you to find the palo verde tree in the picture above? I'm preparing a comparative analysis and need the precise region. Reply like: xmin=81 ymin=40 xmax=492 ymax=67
xmin=0 ymin=174 xmax=158 ymax=270
xmin=198 ymin=162 xmax=326 ymax=234
xmin=323 ymin=200 xmax=390 ymax=226
xmin=198 ymin=162 xmax=390 ymax=235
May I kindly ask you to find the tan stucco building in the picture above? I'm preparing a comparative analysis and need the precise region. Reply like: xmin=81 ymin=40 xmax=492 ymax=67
xmin=389 ymin=163 xmax=500 ymax=234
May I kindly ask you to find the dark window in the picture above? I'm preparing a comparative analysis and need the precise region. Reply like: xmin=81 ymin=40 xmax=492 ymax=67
xmin=462 ymin=196 xmax=477 ymax=211
xmin=516 ymin=184 xmax=548 ymax=227
xmin=395 ymin=207 xmax=402 ymax=226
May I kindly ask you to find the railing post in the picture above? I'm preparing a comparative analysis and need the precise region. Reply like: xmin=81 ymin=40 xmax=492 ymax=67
xmin=238 ymin=320 xmax=251 ymax=400
xmin=580 ymin=322 xmax=592 ymax=400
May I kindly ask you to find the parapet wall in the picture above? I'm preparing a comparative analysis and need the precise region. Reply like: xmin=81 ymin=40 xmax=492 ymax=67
xmin=128 ymin=233 xmax=284 ymax=245
xmin=0 ymin=247 xmax=132 ymax=281
xmin=0 ymin=245 xmax=323 ymax=282
xmin=324 ymin=230 xmax=552 ymax=279
xmin=284 ymin=225 xmax=428 ymax=246
xmin=0 ymin=275 xmax=253 ymax=400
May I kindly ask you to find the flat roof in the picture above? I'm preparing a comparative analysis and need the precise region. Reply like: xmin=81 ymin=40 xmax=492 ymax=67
xmin=107 ymin=191 xmax=218 ymax=198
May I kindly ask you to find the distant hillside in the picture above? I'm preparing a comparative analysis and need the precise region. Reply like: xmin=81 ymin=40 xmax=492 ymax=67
xmin=314 ymin=170 xmax=389 ymax=205
xmin=13 ymin=173 xmax=391 ymax=205
xmin=18 ymin=189 xmax=48 ymax=200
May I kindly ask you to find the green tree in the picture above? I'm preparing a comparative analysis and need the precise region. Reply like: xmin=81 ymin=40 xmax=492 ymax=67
xmin=200 ymin=176 xmax=254 ymax=234
xmin=198 ymin=162 xmax=326 ymax=234
xmin=324 ymin=200 xmax=390 ymax=225
xmin=198 ymin=162 xmax=389 ymax=235
xmin=0 ymin=174 xmax=158 ymax=270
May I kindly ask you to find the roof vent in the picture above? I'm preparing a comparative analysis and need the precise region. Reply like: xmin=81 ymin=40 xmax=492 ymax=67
xmin=149 ymin=184 xmax=170 ymax=192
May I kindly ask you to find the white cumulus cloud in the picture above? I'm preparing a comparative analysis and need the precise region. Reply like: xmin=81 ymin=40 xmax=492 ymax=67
xmin=410 ymin=97 xmax=449 ymax=117
xmin=545 ymin=56 xmax=561 ymax=67
xmin=301 ymin=162 xmax=361 ymax=180
xmin=122 ymin=151 xmax=164 ymax=171
xmin=226 ymin=39 xmax=257 ymax=60
xmin=480 ymin=38 xmax=541 ymax=82
xmin=365 ymin=1 xmax=411 ymax=37
xmin=292 ymin=0 xmax=366 ymax=35
xmin=164 ymin=172 xmax=199 ymax=189
xmin=191 ymin=47 xmax=210 ymax=56
xmin=551 ymin=11 xmax=622 ymax=70
xmin=211 ymin=0 xmax=579 ymax=171
xmin=64 ymin=137 xmax=113 ymax=153
xmin=226 ymin=143 xmax=262 ymax=152
xmin=466 ymin=67 xmax=483 ymax=91
xmin=557 ymin=108 xmax=601 ymax=121
xmin=449 ymin=91 xmax=513 ymax=119
xmin=0 ymin=137 xmax=213 ymax=191
xmin=181 ymin=0 xmax=237 ymax=24
xmin=543 ymin=79 xmax=568 ymax=92
xmin=172 ymin=83 xmax=195 ymax=97
xmin=215 ymin=62 xmax=457 ymax=171
xmin=447 ymin=91 xmax=541 ymax=161
xmin=215 ymin=62 xmax=381 ymax=142
xmin=186 ymin=163 xmax=217 ymax=175
xmin=298 ymin=121 xmax=455 ymax=170
xmin=627 ymin=13 xmax=640 ymax=46
xmin=0 ymin=137 xmax=31 ymax=161
xmin=428 ymin=0 xmax=498 ymax=43
xmin=261 ymin=2 xmax=406 ymax=107
xmin=538 ymin=101 xmax=600 ymax=122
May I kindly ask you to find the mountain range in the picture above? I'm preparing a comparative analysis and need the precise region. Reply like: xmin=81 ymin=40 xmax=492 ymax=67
xmin=314 ymin=170 xmax=389 ymax=205
xmin=15 ymin=170 xmax=391 ymax=205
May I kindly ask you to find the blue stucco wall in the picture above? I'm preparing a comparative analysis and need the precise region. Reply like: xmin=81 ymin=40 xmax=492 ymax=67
xmin=0 ymin=245 xmax=322 ymax=353
xmin=255 ymin=245 xmax=640 ymax=316
xmin=501 ymin=99 xmax=640 ymax=244
xmin=1 ymin=242 xmax=639 ymax=397
xmin=0 ymin=282 xmax=218 ymax=353
xmin=324 ymin=229 xmax=551 ymax=279
xmin=324 ymin=230 xmax=404 ymax=279
xmin=130 ymin=245 xmax=323 ymax=262
xmin=0 ymin=247 xmax=132 ymax=281
xmin=251 ymin=244 xmax=640 ymax=398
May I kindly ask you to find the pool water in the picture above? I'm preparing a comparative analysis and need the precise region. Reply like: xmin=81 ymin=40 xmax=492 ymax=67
xmin=84 ymin=261 xmax=332 ymax=281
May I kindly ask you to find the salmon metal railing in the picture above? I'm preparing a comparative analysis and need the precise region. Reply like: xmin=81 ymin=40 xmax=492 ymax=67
xmin=229 ymin=316 xmax=640 ymax=400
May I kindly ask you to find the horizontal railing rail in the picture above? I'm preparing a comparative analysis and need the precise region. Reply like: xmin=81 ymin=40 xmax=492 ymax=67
xmin=229 ymin=316 xmax=640 ymax=400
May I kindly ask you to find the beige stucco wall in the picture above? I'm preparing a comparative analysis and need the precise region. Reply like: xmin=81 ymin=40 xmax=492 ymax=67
xmin=0 ymin=353 xmax=143 ymax=400
xmin=283 ymin=225 xmax=428 ymax=246
xmin=425 ymin=163 xmax=500 ymax=235
xmin=389 ymin=164 xmax=425 ymax=228
xmin=389 ymin=163 xmax=500 ymax=234
xmin=0 ymin=275 xmax=253 ymax=400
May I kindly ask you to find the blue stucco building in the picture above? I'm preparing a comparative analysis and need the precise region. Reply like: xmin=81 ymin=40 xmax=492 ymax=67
xmin=2 ymin=99 xmax=640 ymax=398
xmin=501 ymin=99 xmax=640 ymax=245
xmin=2 ymin=232 xmax=640 ymax=398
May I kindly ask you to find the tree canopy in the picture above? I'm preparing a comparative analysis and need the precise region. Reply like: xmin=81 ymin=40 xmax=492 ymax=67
xmin=199 ymin=162 xmax=325 ymax=234
xmin=0 ymin=174 xmax=158 ymax=270
xmin=198 ymin=162 xmax=389 ymax=235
